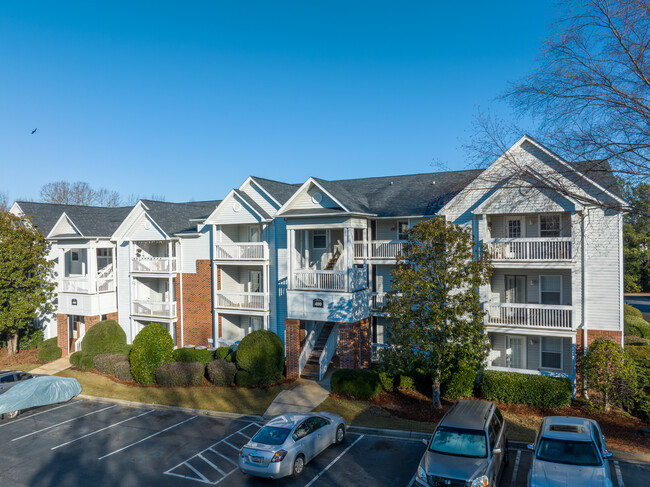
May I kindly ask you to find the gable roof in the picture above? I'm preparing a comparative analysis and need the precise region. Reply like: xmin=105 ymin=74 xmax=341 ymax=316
xmin=248 ymin=177 xmax=301 ymax=205
xmin=140 ymin=200 xmax=222 ymax=235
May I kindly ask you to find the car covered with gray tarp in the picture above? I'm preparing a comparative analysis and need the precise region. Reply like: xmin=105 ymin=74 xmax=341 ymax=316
xmin=0 ymin=374 xmax=81 ymax=419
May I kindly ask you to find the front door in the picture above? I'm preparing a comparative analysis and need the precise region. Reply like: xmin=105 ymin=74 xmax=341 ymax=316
xmin=249 ymin=225 xmax=261 ymax=242
xmin=249 ymin=316 xmax=263 ymax=334
xmin=248 ymin=271 xmax=262 ymax=293
xmin=68 ymin=316 xmax=83 ymax=352
xmin=505 ymin=275 xmax=526 ymax=303
xmin=506 ymin=335 xmax=526 ymax=369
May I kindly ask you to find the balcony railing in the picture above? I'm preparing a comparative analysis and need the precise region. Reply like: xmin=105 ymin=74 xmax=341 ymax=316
xmin=484 ymin=303 xmax=572 ymax=329
xmin=370 ymin=240 xmax=405 ymax=259
xmin=370 ymin=292 xmax=387 ymax=309
xmin=131 ymin=257 xmax=177 ymax=273
xmin=214 ymin=242 xmax=268 ymax=260
xmin=292 ymin=266 xmax=368 ymax=292
xmin=131 ymin=300 xmax=177 ymax=318
xmin=485 ymin=238 xmax=572 ymax=261
xmin=215 ymin=292 xmax=268 ymax=311
xmin=60 ymin=277 xmax=115 ymax=293
xmin=354 ymin=242 xmax=365 ymax=259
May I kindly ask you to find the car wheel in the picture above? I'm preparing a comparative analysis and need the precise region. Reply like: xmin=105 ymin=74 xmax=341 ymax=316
xmin=335 ymin=424 xmax=345 ymax=444
xmin=503 ymin=439 xmax=510 ymax=467
xmin=6 ymin=410 xmax=20 ymax=420
xmin=292 ymin=454 xmax=305 ymax=477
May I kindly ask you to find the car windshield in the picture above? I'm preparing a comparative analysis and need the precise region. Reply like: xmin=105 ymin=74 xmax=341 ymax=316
xmin=429 ymin=426 xmax=487 ymax=458
xmin=251 ymin=426 xmax=291 ymax=446
xmin=536 ymin=438 xmax=602 ymax=466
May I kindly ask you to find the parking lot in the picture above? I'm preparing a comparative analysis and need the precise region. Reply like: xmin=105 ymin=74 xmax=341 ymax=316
xmin=1 ymin=399 xmax=648 ymax=487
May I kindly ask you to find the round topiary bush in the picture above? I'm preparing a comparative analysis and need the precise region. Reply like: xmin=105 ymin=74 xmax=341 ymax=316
xmin=37 ymin=337 xmax=62 ymax=363
xmin=155 ymin=362 xmax=205 ymax=387
xmin=235 ymin=330 xmax=284 ymax=385
xmin=114 ymin=361 xmax=134 ymax=382
xmin=625 ymin=315 xmax=650 ymax=339
xmin=625 ymin=303 xmax=644 ymax=319
xmin=94 ymin=353 xmax=129 ymax=375
xmin=207 ymin=359 xmax=237 ymax=386
xmin=69 ymin=351 xmax=84 ymax=367
xmin=80 ymin=320 xmax=127 ymax=357
xmin=79 ymin=354 xmax=95 ymax=370
xmin=331 ymin=369 xmax=382 ymax=399
xmin=130 ymin=323 xmax=174 ymax=385
xmin=235 ymin=370 xmax=256 ymax=387
xmin=172 ymin=348 xmax=213 ymax=365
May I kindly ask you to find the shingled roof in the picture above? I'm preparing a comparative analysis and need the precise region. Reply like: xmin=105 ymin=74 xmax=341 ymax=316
xmin=140 ymin=199 xmax=222 ymax=235
xmin=249 ymin=176 xmax=301 ymax=205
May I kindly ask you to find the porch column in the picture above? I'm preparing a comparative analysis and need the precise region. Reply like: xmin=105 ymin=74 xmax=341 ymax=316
xmin=287 ymin=229 xmax=294 ymax=290
xmin=87 ymin=245 xmax=97 ymax=294
xmin=285 ymin=318 xmax=306 ymax=379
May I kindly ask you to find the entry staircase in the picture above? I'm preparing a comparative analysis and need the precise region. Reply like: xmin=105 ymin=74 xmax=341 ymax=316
xmin=324 ymin=249 xmax=341 ymax=270
xmin=300 ymin=322 xmax=335 ymax=380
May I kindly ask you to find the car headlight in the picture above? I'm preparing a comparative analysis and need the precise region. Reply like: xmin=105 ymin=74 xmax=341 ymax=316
xmin=471 ymin=475 xmax=489 ymax=487
xmin=417 ymin=466 xmax=427 ymax=481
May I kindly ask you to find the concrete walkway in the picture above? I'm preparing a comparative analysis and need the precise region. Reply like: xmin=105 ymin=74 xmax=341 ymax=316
xmin=263 ymin=379 xmax=331 ymax=418
xmin=30 ymin=356 xmax=71 ymax=375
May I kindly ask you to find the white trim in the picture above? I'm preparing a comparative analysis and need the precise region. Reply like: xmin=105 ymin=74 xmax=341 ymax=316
xmin=539 ymin=213 xmax=562 ymax=238
xmin=505 ymin=216 xmax=525 ymax=238
xmin=540 ymin=336 xmax=564 ymax=371
xmin=276 ymin=178 xmax=351 ymax=215
xmin=619 ymin=212 xmax=624 ymax=338
xmin=204 ymin=190 xmax=264 ymax=224
xmin=46 ymin=212 xmax=84 ymax=239
xmin=241 ymin=176 xmax=282 ymax=209
xmin=506 ymin=335 xmax=526 ymax=369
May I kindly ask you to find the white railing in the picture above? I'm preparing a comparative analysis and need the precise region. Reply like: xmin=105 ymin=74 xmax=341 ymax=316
xmin=484 ymin=303 xmax=573 ymax=329
xmin=214 ymin=242 xmax=268 ymax=260
xmin=74 ymin=326 xmax=85 ymax=352
xmin=298 ymin=322 xmax=323 ymax=377
xmin=349 ymin=266 xmax=368 ymax=291
xmin=215 ymin=292 xmax=268 ymax=311
xmin=96 ymin=277 xmax=115 ymax=293
xmin=131 ymin=257 xmax=177 ymax=273
xmin=131 ymin=300 xmax=177 ymax=318
xmin=485 ymin=238 xmax=572 ymax=261
xmin=293 ymin=266 xmax=368 ymax=292
xmin=372 ymin=343 xmax=389 ymax=362
xmin=370 ymin=240 xmax=406 ymax=259
xmin=354 ymin=242 xmax=365 ymax=258
xmin=370 ymin=292 xmax=387 ymax=309
xmin=61 ymin=277 xmax=90 ymax=293
xmin=319 ymin=326 xmax=339 ymax=381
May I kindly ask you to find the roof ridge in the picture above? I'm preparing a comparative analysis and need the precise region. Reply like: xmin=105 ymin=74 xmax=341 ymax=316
xmin=322 ymin=168 xmax=484 ymax=184
xmin=16 ymin=200 xmax=133 ymax=210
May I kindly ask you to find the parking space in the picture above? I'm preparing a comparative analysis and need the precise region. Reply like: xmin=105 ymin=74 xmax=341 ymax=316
xmin=1 ymin=400 xmax=648 ymax=487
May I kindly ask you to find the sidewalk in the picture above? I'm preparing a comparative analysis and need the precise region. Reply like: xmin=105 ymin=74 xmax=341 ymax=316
xmin=263 ymin=379 xmax=330 ymax=418
xmin=30 ymin=356 xmax=72 ymax=375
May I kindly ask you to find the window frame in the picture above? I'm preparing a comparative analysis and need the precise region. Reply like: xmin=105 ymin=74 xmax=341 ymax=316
xmin=539 ymin=275 xmax=563 ymax=305
xmin=539 ymin=214 xmax=561 ymax=238
xmin=312 ymin=230 xmax=327 ymax=250
xmin=540 ymin=336 xmax=564 ymax=370
xmin=506 ymin=217 xmax=524 ymax=238
xmin=397 ymin=221 xmax=409 ymax=241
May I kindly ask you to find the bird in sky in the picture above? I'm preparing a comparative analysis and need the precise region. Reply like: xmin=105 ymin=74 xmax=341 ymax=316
xmin=31 ymin=128 xmax=37 ymax=134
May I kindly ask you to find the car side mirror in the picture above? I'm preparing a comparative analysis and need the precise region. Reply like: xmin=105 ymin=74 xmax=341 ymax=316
xmin=603 ymin=450 xmax=613 ymax=459
xmin=421 ymin=439 xmax=428 ymax=446
xmin=527 ymin=444 xmax=535 ymax=451
xmin=493 ymin=448 xmax=502 ymax=455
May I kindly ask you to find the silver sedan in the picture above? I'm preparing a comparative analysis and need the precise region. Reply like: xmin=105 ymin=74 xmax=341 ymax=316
xmin=238 ymin=412 xmax=346 ymax=479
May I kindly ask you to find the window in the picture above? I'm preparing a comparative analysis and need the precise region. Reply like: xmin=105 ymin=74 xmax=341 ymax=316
xmin=540 ymin=215 xmax=561 ymax=237
xmin=540 ymin=275 xmax=562 ymax=305
xmin=507 ymin=219 xmax=522 ymax=238
xmin=541 ymin=337 xmax=563 ymax=369
xmin=307 ymin=417 xmax=328 ymax=431
xmin=312 ymin=230 xmax=327 ymax=249
xmin=398 ymin=221 xmax=409 ymax=241
xmin=591 ymin=423 xmax=604 ymax=453
xmin=71 ymin=251 xmax=79 ymax=261
xmin=292 ymin=421 xmax=312 ymax=441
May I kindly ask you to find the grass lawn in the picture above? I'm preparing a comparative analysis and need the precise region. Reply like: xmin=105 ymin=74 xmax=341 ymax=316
xmin=314 ymin=396 xmax=437 ymax=433
xmin=4 ymin=363 xmax=42 ymax=372
xmin=57 ymin=369 xmax=286 ymax=415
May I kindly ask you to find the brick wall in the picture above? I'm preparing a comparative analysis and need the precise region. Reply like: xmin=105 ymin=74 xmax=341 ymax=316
xmin=56 ymin=314 xmax=68 ymax=354
xmin=85 ymin=315 xmax=101 ymax=333
xmin=576 ymin=328 xmax=624 ymax=389
xmin=176 ymin=259 xmax=213 ymax=346
xmin=285 ymin=318 xmax=305 ymax=379
xmin=339 ymin=318 xmax=371 ymax=370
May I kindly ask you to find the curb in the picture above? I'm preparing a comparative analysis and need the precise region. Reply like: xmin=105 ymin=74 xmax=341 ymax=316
xmin=76 ymin=395 xmax=264 ymax=422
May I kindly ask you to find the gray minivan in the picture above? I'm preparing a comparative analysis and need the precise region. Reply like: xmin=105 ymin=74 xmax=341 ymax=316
xmin=415 ymin=400 xmax=509 ymax=487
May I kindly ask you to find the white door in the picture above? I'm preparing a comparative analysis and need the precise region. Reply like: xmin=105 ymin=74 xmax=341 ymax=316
xmin=248 ymin=271 xmax=262 ymax=293
xmin=249 ymin=225 xmax=261 ymax=242
xmin=249 ymin=316 xmax=263 ymax=333
xmin=506 ymin=336 xmax=526 ymax=369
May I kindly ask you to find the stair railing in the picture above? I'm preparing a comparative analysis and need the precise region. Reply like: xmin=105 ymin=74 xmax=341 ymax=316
xmin=318 ymin=326 xmax=339 ymax=381
xmin=298 ymin=322 xmax=323 ymax=376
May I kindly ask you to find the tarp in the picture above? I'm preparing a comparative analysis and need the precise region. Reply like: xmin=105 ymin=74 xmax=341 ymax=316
xmin=0 ymin=376 xmax=82 ymax=415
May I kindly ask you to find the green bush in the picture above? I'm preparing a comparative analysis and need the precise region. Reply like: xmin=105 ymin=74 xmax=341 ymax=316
xmin=235 ymin=330 xmax=284 ymax=385
xmin=627 ymin=344 xmax=650 ymax=389
xmin=235 ymin=370 xmax=256 ymax=387
xmin=69 ymin=351 xmax=84 ymax=367
xmin=625 ymin=303 xmax=644 ymax=319
xmin=79 ymin=354 xmax=95 ymax=370
xmin=215 ymin=346 xmax=236 ymax=362
xmin=155 ymin=362 xmax=205 ymax=387
xmin=479 ymin=370 xmax=572 ymax=408
xmin=625 ymin=335 xmax=648 ymax=346
xmin=442 ymin=361 xmax=479 ymax=399
xmin=625 ymin=315 xmax=650 ymax=339
xmin=130 ymin=323 xmax=174 ymax=385
xmin=173 ymin=348 xmax=213 ymax=365
xmin=80 ymin=320 xmax=127 ymax=357
xmin=378 ymin=371 xmax=395 ymax=392
xmin=37 ymin=337 xmax=62 ymax=363
xmin=114 ymin=361 xmax=134 ymax=382
xmin=331 ymin=369 xmax=383 ymax=400
xmin=94 ymin=353 xmax=129 ymax=375
xmin=207 ymin=359 xmax=237 ymax=386
xmin=398 ymin=368 xmax=432 ymax=396
xmin=19 ymin=327 xmax=44 ymax=350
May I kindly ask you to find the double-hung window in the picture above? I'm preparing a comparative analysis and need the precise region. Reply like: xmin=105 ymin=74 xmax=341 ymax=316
xmin=312 ymin=230 xmax=327 ymax=249
xmin=541 ymin=337 xmax=562 ymax=369
xmin=398 ymin=221 xmax=409 ymax=241
xmin=540 ymin=215 xmax=561 ymax=237
xmin=540 ymin=276 xmax=562 ymax=305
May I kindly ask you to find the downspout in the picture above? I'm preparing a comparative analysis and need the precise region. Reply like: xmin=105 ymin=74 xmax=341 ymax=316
xmin=179 ymin=240 xmax=184 ymax=347
xmin=581 ymin=211 xmax=588 ymax=398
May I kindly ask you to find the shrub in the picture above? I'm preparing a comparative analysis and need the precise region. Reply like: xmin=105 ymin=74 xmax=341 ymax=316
xmin=331 ymin=369 xmax=383 ymax=400
xmin=94 ymin=353 xmax=129 ymax=375
xmin=79 ymin=354 xmax=95 ymax=370
xmin=37 ymin=337 xmax=62 ymax=363
xmin=378 ymin=371 xmax=395 ymax=392
xmin=155 ymin=362 xmax=205 ymax=387
xmin=442 ymin=361 xmax=478 ymax=399
xmin=625 ymin=315 xmax=650 ymax=339
xmin=235 ymin=330 xmax=284 ymax=385
xmin=480 ymin=370 xmax=572 ymax=408
xmin=398 ymin=368 xmax=432 ymax=396
xmin=627 ymin=344 xmax=650 ymax=389
xmin=114 ymin=361 xmax=134 ymax=382
xmin=69 ymin=351 xmax=84 ymax=367
xmin=215 ymin=346 xmax=236 ymax=362
xmin=173 ymin=348 xmax=213 ymax=365
xmin=625 ymin=303 xmax=644 ymax=319
xmin=235 ymin=370 xmax=256 ymax=387
xmin=625 ymin=335 xmax=648 ymax=346
xmin=207 ymin=359 xmax=237 ymax=386
xmin=130 ymin=323 xmax=174 ymax=385
xmin=19 ymin=327 xmax=44 ymax=350
xmin=80 ymin=320 xmax=127 ymax=357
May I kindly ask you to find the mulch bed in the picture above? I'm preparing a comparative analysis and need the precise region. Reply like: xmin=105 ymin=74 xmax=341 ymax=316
xmin=0 ymin=348 xmax=39 ymax=367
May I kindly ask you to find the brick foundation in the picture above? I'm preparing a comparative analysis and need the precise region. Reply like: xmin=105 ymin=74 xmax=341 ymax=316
xmin=285 ymin=318 xmax=306 ymax=380
xmin=339 ymin=318 xmax=371 ymax=370
xmin=176 ymin=260 xmax=213 ymax=347
xmin=56 ymin=314 xmax=68 ymax=354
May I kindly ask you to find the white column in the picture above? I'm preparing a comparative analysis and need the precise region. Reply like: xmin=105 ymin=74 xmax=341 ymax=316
xmin=288 ymin=229 xmax=294 ymax=290
xmin=87 ymin=245 xmax=97 ymax=293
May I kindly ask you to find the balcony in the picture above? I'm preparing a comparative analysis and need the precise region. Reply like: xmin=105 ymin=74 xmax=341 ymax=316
xmin=215 ymin=292 xmax=268 ymax=311
xmin=370 ymin=240 xmax=405 ymax=259
xmin=485 ymin=238 xmax=572 ymax=262
xmin=60 ymin=277 xmax=115 ymax=294
xmin=292 ymin=266 xmax=368 ymax=292
xmin=131 ymin=257 xmax=177 ymax=273
xmin=214 ymin=242 xmax=268 ymax=261
xmin=484 ymin=303 xmax=572 ymax=329
xmin=131 ymin=300 xmax=177 ymax=319
xmin=370 ymin=292 xmax=387 ymax=310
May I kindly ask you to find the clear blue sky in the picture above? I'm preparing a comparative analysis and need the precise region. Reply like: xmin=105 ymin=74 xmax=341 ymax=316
xmin=0 ymin=1 xmax=556 ymax=204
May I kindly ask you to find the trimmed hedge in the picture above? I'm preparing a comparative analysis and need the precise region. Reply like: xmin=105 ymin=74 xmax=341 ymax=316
xmin=37 ymin=337 xmax=62 ymax=363
xmin=479 ymin=370 xmax=572 ymax=408
xmin=628 ymin=345 xmax=650 ymax=422
xmin=442 ymin=362 xmax=478 ymax=399
xmin=235 ymin=330 xmax=284 ymax=385
xmin=214 ymin=346 xmax=235 ymax=362
xmin=94 ymin=353 xmax=129 ymax=375
xmin=331 ymin=369 xmax=383 ymax=400
xmin=625 ymin=315 xmax=650 ymax=339
xmin=80 ymin=354 xmax=95 ymax=370
xmin=130 ymin=323 xmax=174 ymax=385
xmin=80 ymin=320 xmax=127 ymax=357
xmin=69 ymin=351 xmax=84 ymax=367
xmin=19 ymin=327 xmax=44 ymax=350
xmin=235 ymin=370 xmax=256 ymax=387
xmin=173 ymin=348 xmax=213 ymax=365
xmin=207 ymin=359 xmax=237 ymax=386
xmin=155 ymin=362 xmax=205 ymax=387
xmin=114 ymin=361 xmax=134 ymax=382
xmin=625 ymin=303 xmax=644 ymax=319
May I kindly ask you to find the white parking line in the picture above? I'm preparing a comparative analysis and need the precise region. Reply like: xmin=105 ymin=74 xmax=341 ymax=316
xmin=304 ymin=434 xmax=365 ymax=487
xmin=510 ymin=450 xmax=521 ymax=486
xmin=614 ymin=460 xmax=625 ymax=487
xmin=198 ymin=453 xmax=227 ymax=476
xmin=98 ymin=415 xmax=197 ymax=460
xmin=406 ymin=475 xmax=416 ymax=487
xmin=51 ymin=409 xmax=154 ymax=450
xmin=0 ymin=401 xmax=78 ymax=428
xmin=222 ymin=440 xmax=238 ymax=450
xmin=11 ymin=404 xmax=117 ymax=441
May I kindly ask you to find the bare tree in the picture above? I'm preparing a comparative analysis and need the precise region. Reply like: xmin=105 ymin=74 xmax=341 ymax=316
xmin=125 ymin=193 xmax=167 ymax=205
xmin=0 ymin=192 xmax=8 ymax=212
xmin=40 ymin=181 xmax=122 ymax=207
